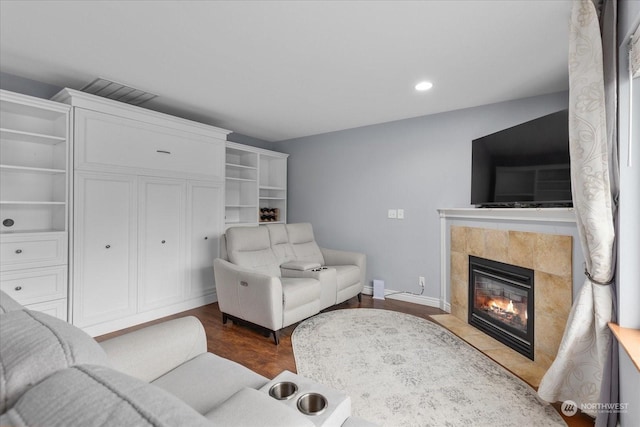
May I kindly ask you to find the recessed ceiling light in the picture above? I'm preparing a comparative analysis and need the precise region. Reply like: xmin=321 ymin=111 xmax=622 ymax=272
xmin=415 ymin=81 xmax=433 ymax=91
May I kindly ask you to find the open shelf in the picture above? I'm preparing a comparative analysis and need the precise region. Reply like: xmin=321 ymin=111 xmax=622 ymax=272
xmin=225 ymin=142 xmax=288 ymax=228
xmin=1 ymin=90 xmax=69 ymax=235
xmin=0 ymin=128 xmax=66 ymax=145
xmin=0 ymin=164 xmax=66 ymax=174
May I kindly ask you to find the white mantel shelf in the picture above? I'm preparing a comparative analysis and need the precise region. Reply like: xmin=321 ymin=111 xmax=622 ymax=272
xmin=438 ymin=206 xmax=578 ymax=312
xmin=438 ymin=207 xmax=576 ymax=223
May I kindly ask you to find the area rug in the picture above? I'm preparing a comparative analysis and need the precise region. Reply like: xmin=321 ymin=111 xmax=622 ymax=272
xmin=292 ymin=309 xmax=565 ymax=427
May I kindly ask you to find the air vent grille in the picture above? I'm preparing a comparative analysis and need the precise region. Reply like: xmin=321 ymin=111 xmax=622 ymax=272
xmin=80 ymin=77 xmax=157 ymax=106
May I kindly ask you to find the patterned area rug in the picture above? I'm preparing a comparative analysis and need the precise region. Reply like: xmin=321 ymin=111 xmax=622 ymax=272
xmin=292 ymin=309 xmax=565 ymax=427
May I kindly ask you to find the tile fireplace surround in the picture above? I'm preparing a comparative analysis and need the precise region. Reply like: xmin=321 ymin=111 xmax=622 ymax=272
xmin=434 ymin=208 xmax=578 ymax=387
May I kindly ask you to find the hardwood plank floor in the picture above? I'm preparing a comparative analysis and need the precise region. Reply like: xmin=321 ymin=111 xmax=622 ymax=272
xmin=96 ymin=295 xmax=593 ymax=426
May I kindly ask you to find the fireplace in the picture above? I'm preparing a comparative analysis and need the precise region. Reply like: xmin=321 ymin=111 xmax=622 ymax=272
xmin=468 ymin=256 xmax=534 ymax=360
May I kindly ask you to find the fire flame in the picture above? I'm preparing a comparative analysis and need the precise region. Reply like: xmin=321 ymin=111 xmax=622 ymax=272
xmin=488 ymin=299 xmax=517 ymax=314
xmin=480 ymin=296 xmax=527 ymax=329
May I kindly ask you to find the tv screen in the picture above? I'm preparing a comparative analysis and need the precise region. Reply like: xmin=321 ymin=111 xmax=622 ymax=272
xmin=471 ymin=110 xmax=572 ymax=208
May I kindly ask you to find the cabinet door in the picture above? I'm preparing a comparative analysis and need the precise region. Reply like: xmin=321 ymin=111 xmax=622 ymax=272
xmin=187 ymin=181 xmax=223 ymax=298
xmin=138 ymin=177 xmax=185 ymax=311
xmin=73 ymin=172 xmax=137 ymax=327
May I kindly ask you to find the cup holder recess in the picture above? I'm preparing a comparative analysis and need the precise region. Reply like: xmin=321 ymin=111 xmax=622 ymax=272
xmin=297 ymin=392 xmax=328 ymax=416
xmin=269 ymin=382 xmax=298 ymax=400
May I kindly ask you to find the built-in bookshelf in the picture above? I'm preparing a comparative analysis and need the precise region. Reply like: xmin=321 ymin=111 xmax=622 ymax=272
xmin=225 ymin=142 xmax=288 ymax=228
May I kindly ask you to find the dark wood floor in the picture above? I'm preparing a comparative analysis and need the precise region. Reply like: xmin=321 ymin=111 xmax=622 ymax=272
xmin=96 ymin=295 xmax=593 ymax=426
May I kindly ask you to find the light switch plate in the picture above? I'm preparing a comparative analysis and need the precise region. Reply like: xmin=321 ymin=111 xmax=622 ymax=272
xmin=397 ymin=209 xmax=404 ymax=219
xmin=388 ymin=209 xmax=397 ymax=219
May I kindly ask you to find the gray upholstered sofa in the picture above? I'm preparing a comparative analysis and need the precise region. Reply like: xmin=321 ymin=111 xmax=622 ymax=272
xmin=0 ymin=291 xmax=375 ymax=427
xmin=214 ymin=223 xmax=366 ymax=344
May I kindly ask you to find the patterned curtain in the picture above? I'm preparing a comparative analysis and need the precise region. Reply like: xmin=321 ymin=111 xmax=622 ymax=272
xmin=537 ymin=0 xmax=617 ymax=424
xmin=631 ymin=28 xmax=640 ymax=79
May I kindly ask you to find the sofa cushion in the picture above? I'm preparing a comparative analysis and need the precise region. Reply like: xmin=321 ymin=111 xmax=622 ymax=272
xmin=286 ymin=223 xmax=325 ymax=265
xmin=226 ymin=226 xmax=281 ymax=277
xmin=332 ymin=265 xmax=361 ymax=290
xmin=152 ymin=352 xmax=268 ymax=415
xmin=281 ymin=277 xmax=321 ymax=327
xmin=0 ymin=290 xmax=24 ymax=314
xmin=0 ymin=310 xmax=110 ymax=413
xmin=0 ymin=365 xmax=211 ymax=427
xmin=204 ymin=387 xmax=314 ymax=427
xmin=265 ymin=223 xmax=295 ymax=264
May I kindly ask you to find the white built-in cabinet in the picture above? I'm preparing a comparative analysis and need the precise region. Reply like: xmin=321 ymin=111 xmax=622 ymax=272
xmin=73 ymin=172 xmax=137 ymax=326
xmin=54 ymin=88 xmax=229 ymax=336
xmin=0 ymin=90 xmax=70 ymax=320
xmin=225 ymin=141 xmax=288 ymax=228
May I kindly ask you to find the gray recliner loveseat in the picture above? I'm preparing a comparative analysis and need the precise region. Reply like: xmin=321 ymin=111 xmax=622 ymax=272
xmin=214 ymin=223 xmax=366 ymax=344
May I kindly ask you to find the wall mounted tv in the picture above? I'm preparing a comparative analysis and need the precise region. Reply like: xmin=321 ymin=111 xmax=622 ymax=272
xmin=471 ymin=110 xmax=572 ymax=208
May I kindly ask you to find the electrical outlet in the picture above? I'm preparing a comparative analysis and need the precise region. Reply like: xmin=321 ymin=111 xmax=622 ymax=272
xmin=419 ymin=276 xmax=426 ymax=288
xmin=388 ymin=209 xmax=397 ymax=219
xmin=397 ymin=209 xmax=404 ymax=219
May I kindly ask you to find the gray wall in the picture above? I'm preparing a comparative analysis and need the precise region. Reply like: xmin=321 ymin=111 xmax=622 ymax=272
xmin=273 ymin=91 xmax=569 ymax=298
xmin=0 ymin=72 xmax=62 ymax=99
xmin=227 ymin=132 xmax=274 ymax=151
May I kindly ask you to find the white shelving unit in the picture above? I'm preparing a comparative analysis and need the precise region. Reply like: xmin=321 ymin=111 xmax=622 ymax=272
xmin=225 ymin=145 xmax=258 ymax=226
xmin=0 ymin=90 xmax=70 ymax=320
xmin=258 ymin=152 xmax=287 ymax=224
xmin=225 ymin=142 xmax=288 ymax=228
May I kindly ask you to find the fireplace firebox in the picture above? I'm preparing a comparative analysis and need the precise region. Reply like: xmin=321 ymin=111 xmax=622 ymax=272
xmin=468 ymin=256 xmax=534 ymax=360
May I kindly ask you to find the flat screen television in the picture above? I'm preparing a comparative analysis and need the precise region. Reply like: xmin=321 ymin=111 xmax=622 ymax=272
xmin=471 ymin=110 xmax=572 ymax=208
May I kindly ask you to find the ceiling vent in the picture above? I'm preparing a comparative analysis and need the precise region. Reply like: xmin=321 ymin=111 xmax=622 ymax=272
xmin=80 ymin=77 xmax=157 ymax=106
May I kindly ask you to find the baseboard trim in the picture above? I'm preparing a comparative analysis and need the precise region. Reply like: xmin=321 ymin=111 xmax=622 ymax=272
xmin=363 ymin=285 xmax=441 ymax=308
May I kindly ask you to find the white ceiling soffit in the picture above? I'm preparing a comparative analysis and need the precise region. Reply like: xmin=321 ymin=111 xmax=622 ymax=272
xmin=0 ymin=1 xmax=571 ymax=142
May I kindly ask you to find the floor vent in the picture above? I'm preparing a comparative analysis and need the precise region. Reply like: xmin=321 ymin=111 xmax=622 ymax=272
xmin=80 ymin=77 xmax=157 ymax=106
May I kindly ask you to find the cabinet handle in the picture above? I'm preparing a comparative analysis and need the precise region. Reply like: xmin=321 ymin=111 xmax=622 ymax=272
xmin=161 ymin=240 xmax=166 ymax=244
xmin=15 ymin=249 xmax=22 ymax=254
xmin=105 ymin=245 xmax=111 ymax=249
xmin=14 ymin=286 xmax=22 ymax=291
xmin=156 ymin=150 xmax=171 ymax=154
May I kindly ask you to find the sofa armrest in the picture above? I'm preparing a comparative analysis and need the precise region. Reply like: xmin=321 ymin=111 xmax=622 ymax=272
xmin=321 ymin=247 xmax=367 ymax=286
xmin=205 ymin=388 xmax=315 ymax=427
xmin=99 ymin=316 xmax=207 ymax=382
xmin=320 ymin=247 xmax=365 ymax=268
xmin=213 ymin=258 xmax=284 ymax=331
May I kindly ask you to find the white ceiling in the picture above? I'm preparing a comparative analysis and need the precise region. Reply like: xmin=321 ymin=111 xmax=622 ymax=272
xmin=0 ymin=0 xmax=571 ymax=142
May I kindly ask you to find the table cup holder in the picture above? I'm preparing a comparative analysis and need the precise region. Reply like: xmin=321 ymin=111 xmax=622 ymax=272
xmin=269 ymin=381 xmax=298 ymax=400
xmin=297 ymin=392 xmax=328 ymax=416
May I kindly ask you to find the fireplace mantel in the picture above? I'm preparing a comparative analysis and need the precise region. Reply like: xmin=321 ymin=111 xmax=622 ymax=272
xmin=437 ymin=207 xmax=579 ymax=373
xmin=438 ymin=207 xmax=576 ymax=223
xmin=438 ymin=207 xmax=582 ymax=315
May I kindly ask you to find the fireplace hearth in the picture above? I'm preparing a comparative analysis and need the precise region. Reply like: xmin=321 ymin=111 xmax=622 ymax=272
xmin=469 ymin=256 xmax=534 ymax=360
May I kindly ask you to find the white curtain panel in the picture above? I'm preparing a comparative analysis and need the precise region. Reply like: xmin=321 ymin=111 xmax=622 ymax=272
xmin=537 ymin=0 xmax=615 ymax=418
xmin=631 ymin=27 xmax=640 ymax=78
